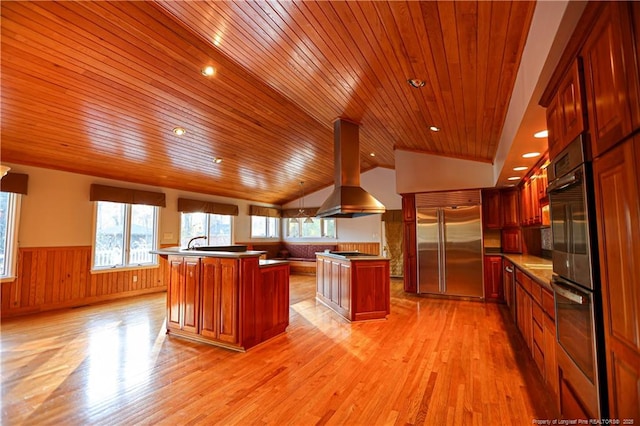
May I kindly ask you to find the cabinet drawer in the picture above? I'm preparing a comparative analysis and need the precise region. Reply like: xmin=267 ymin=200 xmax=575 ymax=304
xmin=521 ymin=272 xmax=533 ymax=294
xmin=533 ymin=341 xmax=545 ymax=375
xmin=530 ymin=280 xmax=542 ymax=305
xmin=542 ymin=287 xmax=555 ymax=320
xmin=532 ymin=301 xmax=544 ymax=328
xmin=516 ymin=268 xmax=524 ymax=285
xmin=533 ymin=317 xmax=544 ymax=348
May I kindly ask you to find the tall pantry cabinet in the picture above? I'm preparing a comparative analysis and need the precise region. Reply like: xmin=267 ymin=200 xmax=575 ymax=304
xmin=583 ymin=1 xmax=640 ymax=419
xmin=592 ymin=136 xmax=640 ymax=419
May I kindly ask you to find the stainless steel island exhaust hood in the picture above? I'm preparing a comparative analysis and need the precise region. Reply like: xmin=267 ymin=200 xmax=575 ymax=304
xmin=316 ymin=119 xmax=386 ymax=218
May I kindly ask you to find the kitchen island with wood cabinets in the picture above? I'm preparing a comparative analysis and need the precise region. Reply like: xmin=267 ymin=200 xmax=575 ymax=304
xmin=316 ymin=252 xmax=390 ymax=322
xmin=152 ymin=247 xmax=289 ymax=351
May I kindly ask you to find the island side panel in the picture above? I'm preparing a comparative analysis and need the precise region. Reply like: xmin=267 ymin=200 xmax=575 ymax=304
xmin=239 ymin=257 xmax=260 ymax=349
xmin=351 ymin=260 xmax=390 ymax=321
xmin=258 ymin=263 xmax=290 ymax=341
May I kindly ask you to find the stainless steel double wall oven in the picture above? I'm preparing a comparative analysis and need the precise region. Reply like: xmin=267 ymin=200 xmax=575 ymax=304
xmin=547 ymin=135 xmax=607 ymax=418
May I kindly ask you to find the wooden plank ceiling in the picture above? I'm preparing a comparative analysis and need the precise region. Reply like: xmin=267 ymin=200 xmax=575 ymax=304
xmin=0 ymin=1 xmax=535 ymax=205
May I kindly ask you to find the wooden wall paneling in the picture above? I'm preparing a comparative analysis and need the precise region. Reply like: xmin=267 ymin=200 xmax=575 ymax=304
xmin=2 ymin=246 xmax=166 ymax=318
xmin=336 ymin=242 xmax=380 ymax=255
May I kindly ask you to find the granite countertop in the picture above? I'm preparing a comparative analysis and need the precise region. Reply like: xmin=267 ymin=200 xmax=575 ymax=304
xmin=315 ymin=251 xmax=388 ymax=261
xmin=151 ymin=247 xmax=266 ymax=259
xmin=502 ymin=253 xmax=553 ymax=290
xmin=259 ymin=259 xmax=290 ymax=268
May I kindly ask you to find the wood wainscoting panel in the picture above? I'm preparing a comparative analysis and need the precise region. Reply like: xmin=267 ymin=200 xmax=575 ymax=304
xmin=1 ymin=246 xmax=166 ymax=318
xmin=336 ymin=242 xmax=380 ymax=255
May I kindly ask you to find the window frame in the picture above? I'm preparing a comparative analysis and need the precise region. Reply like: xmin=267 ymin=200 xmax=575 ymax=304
xmin=0 ymin=192 xmax=21 ymax=281
xmin=179 ymin=212 xmax=234 ymax=247
xmin=91 ymin=201 xmax=159 ymax=272
xmin=250 ymin=215 xmax=280 ymax=239
xmin=284 ymin=217 xmax=336 ymax=239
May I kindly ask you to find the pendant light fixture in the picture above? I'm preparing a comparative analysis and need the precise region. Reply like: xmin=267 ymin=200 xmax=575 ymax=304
xmin=298 ymin=181 xmax=313 ymax=224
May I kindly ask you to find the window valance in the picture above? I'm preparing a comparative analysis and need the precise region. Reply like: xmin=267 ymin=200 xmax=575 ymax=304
xmin=0 ymin=172 xmax=28 ymax=195
xmin=177 ymin=197 xmax=239 ymax=216
xmin=249 ymin=205 xmax=282 ymax=218
xmin=282 ymin=208 xmax=319 ymax=218
xmin=90 ymin=184 xmax=166 ymax=207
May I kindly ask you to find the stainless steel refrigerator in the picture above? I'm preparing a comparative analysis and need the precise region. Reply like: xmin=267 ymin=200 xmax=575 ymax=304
xmin=416 ymin=205 xmax=484 ymax=298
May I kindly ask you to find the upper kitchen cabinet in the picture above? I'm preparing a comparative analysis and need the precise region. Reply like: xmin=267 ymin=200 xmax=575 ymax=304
xmin=520 ymin=161 xmax=549 ymax=227
xmin=546 ymin=59 xmax=586 ymax=160
xmin=581 ymin=2 xmax=639 ymax=158
xmin=501 ymin=189 xmax=520 ymax=228
xmin=482 ymin=189 xmax=502 ymax=229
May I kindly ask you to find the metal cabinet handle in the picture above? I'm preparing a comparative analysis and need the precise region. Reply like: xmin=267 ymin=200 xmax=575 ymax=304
xmin=505 ymin=266 xmax=513 ymax=273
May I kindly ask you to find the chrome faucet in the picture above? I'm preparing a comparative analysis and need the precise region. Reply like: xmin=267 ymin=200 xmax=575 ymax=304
xmin=187 ymin=235 xmax=207 ymax=249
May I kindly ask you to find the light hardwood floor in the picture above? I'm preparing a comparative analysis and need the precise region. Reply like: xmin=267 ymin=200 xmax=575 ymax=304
xmin=1 ymin=275 xmax=558 ymax=425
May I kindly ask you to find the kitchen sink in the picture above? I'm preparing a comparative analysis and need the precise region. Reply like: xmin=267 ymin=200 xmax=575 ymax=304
xmin=188 ymin=245 xmax=247 ymax=252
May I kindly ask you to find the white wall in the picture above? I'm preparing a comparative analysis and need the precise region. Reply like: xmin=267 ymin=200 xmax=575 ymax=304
xmin=8 ymin=163 xmax=398 ymax=248
xmin=6 ymin=163 xmax=280 ymax=248
xmin=394 ymin=150 xmax=494 ymax=194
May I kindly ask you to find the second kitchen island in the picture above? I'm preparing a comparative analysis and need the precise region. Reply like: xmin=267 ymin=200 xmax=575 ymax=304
xmin=316 ymin=251 xmax=390 ymax=322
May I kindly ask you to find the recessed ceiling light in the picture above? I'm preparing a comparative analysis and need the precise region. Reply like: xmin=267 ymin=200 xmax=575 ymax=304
xmin=201 ymin=66 xmax=216 ymax=77
xmin=522 ymin=152 xmax=541 ymax=158
xmin=407 ymin=78 xmax=425 ymax=88
xmin=513 ymin=166 xmax=528 ymax=171
xmin=369 ymin=152 xmax=376 ymax=157
xmin=173 ymin=127 xmax=186 ymax=136
xmin=429 ymin=126 xmax=440 ymax=132
xmin=507 ymin=176 xmax=521 ymax=181
xmin=534 ymin=130 xmax=548 ymax=138
xmin=213 ymin=157 xmax=223 ymax=164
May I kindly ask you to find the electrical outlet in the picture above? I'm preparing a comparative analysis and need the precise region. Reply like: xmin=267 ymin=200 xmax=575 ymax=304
xmin=132 ymin=275 xmax=138 ymax=283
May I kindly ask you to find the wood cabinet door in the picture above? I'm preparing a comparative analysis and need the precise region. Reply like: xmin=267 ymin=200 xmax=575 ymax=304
xmin=338 ymin=262 xmax=351 ymax=312
xmin=582 ymin=2 xmax=634 ymax=157
xmin=558 ymin=59 xmax=585 ymax=146
xmin=631 ymin=2 xmax=640 ymax=131
xmin=216 ymin=258 xmax=238 ymax=344
xmin=482 ymin=189 xmax=502 ymax=229
xmin=167 ymin=256 xmax=183 ymax=330
xmin=199 ymin=257 xmax=219 ymax=339
xmin=520 ymin=180 xmax=531 ymax=226
xmin=593 ymin=136 xmax=640 ymax=419
xmin=546 ymin=96 xmax=563 ymax=160
xmin=501 ymin=189 xmax=520 ymax=227
xmin=501 ymin=228 xmax=522 ymax=254
xmin=483 ymin=256 xmax=503 ymax=301
xmin=181 ymin=258 xmax=200 ymax=333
